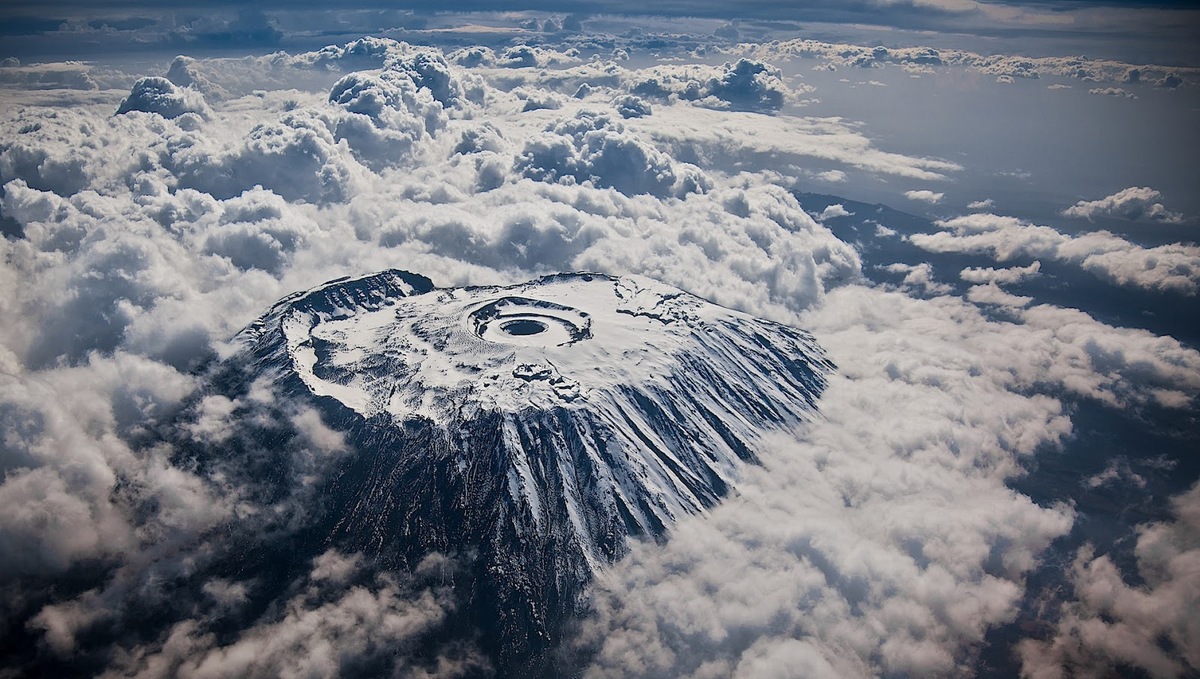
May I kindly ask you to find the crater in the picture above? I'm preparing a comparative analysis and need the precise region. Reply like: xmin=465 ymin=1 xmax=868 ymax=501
xmin=502 ymin=319 xmax=548 ymax=336
xmin=469 ymin=296 xmax=592 ymax=348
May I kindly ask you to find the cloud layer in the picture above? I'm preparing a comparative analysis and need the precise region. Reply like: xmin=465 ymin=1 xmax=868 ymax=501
xmin=0 ymin=35 xmax=1197 ymax=677
xmin=1018 ymin=481 xmax=1200 ymax=678
xmin=911 ymin=213 xmax=1200 ymax=294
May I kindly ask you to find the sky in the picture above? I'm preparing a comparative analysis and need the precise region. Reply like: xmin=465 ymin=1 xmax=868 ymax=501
xmin=0 ymin=2 xmax=1198 ymax=678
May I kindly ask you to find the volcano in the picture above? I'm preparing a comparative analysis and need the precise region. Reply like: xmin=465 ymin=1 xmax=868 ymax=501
xmin=195 ymin=269 xmax=833 ymax=675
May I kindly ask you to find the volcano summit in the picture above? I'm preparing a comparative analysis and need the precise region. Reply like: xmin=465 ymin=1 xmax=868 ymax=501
xmin=201 ymin=270 xmax=834 ymax=674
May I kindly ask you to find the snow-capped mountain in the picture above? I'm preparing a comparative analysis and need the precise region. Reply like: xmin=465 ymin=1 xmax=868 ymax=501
xmin=212 ymin=269 xmax=833 ymax=674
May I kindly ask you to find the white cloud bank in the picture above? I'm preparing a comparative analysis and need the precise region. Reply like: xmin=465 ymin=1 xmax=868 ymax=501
xmin=748 ymin=40 xmax=1198 ymax=89
xmin=578 ymin=282 xmax=1200 ymax=676
xmin=1018 ymin=481 xmax=1200 ymax=678
xmin=0 ymin=36 xmax=1197 ymax=677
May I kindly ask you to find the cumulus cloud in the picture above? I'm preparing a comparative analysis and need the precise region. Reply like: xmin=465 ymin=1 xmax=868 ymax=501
xmin=509 ymin=57 xmax=793 ymax=113
xmin=966 ymin=282 xmax=1033 ymax=307
xmin=879 ymin=261 xmax=952 ymax=295
xmin=814 ymin=203 xmax=852 ymax=221
xmin=813 ymin=169 xmax=846 ymax=182
xmin=165 ymin=56 xmax=227 ymax=99
xmin=905 ymin=189 xmax=945 ymax=204
xmin=959 ymin=261 xmax=1041 ymax=285
xmin=575 ymin=276 xmax=1200 ymax=676
xmin=1062 ymin=187 xmax=1185 ymax=224
xmin=326 ymin=69 xmax=445 ymax=171
xmin=513 ymin=86 xmax=564 ymax=112
xmin=117 ymin=76 xmax=210 ymax=120
xmin=614 ymin=58 xmax=792 ymax=111
xmin=967 ymin=198 xmax=994 ymax=210
xmin=703 ymin=59 xmax=787 ymax=111
xmin=612 ymin=94 xmax=652 ymax=118
xmin=498 ymin=44 xmax=580 ymax=69
xmin=1018 ymin=481 xmax=1200 ymax=678
xmin=515 ymin=109 xmax=710 ymax=198
xmin=0 ymin=47 xmax=867 ymax=656
xmin=911 ymin=213 xmax=1200 ymax=294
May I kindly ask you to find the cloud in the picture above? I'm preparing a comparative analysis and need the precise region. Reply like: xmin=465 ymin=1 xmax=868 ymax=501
xmin=575 ymin=280 xmax=1200 ymax=675
xmin=117 ymin=76 xmax=210 ymax=120
xmin=749 ymin=39 xmax=1197 ymax=88
xmin=100 ymin=552 xmax=484 ymax=679
xmin=959 ymin=261 xmax=1041 ymax=284
xmin=703 ymin=59 xmax=787 ymax=111
xmin=4 ymin=2 xmax=1197 ymax=61
xmin=514 ymin=86 xmax=565 ymax=112
xmin=621 ymin=106 xmax=961 ymax=181
xmin=1082 ymin=458 xmax=1148 ymax=491
xmin=967 ymin=198 xmax=994 ymax=210
xmin=966 ymin=282 xmax=1032 ymax=307
xmin=813 ymin=169 xmax=846 ymax=182
xmin=905 ymin=189 xmax=945 ymax=204
xmin=1017 ymin=481 xmax=1200 ymax=678
xmin=515 ymin=109 xmax=711 ymax=198
xmin=575 ymin=285 xmax=1079 ymax=676
xmin=814 ymin=204 xmax=852 ymax=221
xmin=0 ymin=50 xmax=867 ymax=659
xmin=911 ymin=213 xmax=1200 ymax=294
xmin=1062 ymin=187 xmax=1185 ymax=224
xmin=1087 ymin=86 xmax=1136 ymax=99
xmin=325 ymin=69 xmax=445 ymax=171
xmin=1 ymin=37 xmax=1197 ymax=678
xmin=524 ymin=58 xmax=791 ymax=113
xmin=165 ymin=56 xmax=228 ymax=99
xmin=0 ymin=351 xmax=203 ymax=579
xmin=0 ymin=61 xmax=104 ymax=91
xmin=612 ymin=94 xmax=652 ymax=119
xmin=879 ymin=261 xmax=953 ymax=295
xmin=496 ymin=44 xmax=580 ymax=69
